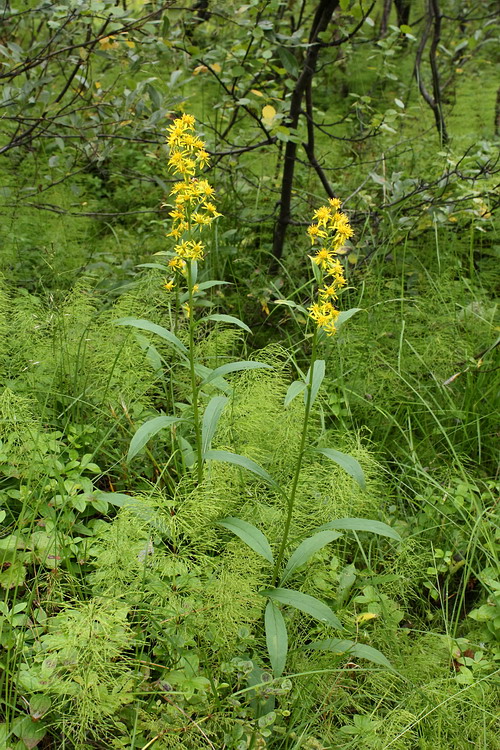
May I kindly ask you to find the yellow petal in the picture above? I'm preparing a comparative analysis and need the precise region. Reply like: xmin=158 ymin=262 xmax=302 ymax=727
xmin=356 ymin=612 xmax=378 ymax=624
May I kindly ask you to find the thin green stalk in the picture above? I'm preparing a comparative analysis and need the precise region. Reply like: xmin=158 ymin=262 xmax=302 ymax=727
xmin=186 ymin=261 xmax=203 ymax=484
xmin=271 ymin=329 xmax=318 ymax=586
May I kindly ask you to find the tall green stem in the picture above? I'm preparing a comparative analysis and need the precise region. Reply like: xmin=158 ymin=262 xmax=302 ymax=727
xmin=186 ymin=262 xmax=203 ymax=484
xmin=271 ymin=329 xmax=318 ymax=586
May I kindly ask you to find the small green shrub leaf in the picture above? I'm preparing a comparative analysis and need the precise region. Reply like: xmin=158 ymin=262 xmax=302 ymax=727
xmin=29 ymin=695 xmax=51 ymax=720
xmin=93 ymin=492 xmax=135 ymax=508
xmin=280 ymin=530 xmax=343 ymax=585
xmin=201 ymin=360 xmax=272 ymax=385
xmin=305 ymin=359 xmax=325 ymax=407
xmin=277 ymin=46 xmax=299 ymax=78
xmin=218 ymin=517 xmax=274 ymax=564
xmin=114 ymin=317 xmax=188 ymax=355
xmin=261 ymin=588 xmax=342 ymax=629
xmin=284 ymin=379 xmax=307 ymax=407
xmin=318 ymin=518 xmax=401 ymax=542
xmin=202 ymin=395 xmax=228 ymax=455
xmin=306 ymin=638 xmax=392 ymax=668
xmin=202 ymin=314 xmax=252 ymax=333
xmin=315 ymin=448 xmax=366 ymax=489
xmin=204 ymin=449 xmax=280 ymax=491
xmin=265 ymin=600 xmax=288 ymax=677
xmin=127 ymin=415 xmax=182 ymax=462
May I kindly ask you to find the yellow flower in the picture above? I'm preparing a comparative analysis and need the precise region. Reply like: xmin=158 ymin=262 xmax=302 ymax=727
xmin=307 ymin=199 xmax=351 ymax=336
xmin=168 ymin=257 xmax=186 ymax=270
xmin=163 ymin=279 xmax=175 ymax=292
xmin=310 ymin=248 xmax=335 ymax=270
xmin=307 ymin=224 xmax=327 ymax=244
xmin=312 ymin=206 xmax=332 ymax=227
xmin=165 ymin=115 xmax=221 ymax=277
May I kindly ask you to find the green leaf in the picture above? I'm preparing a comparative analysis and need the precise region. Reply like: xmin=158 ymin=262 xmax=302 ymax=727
xmin=281 ymin=530 xmax=342 ymax=585
xmin=201 ymin=360 xmax=272 ymax=385
xmin=305 ymin=359 xmax=325 ymax=407
xmin=265 ymin=600 xmax=288 ymax=677
xmin=127 ymin=415 xmax=183 ymax=462
xmin=262 ymin=588 xmax=342 ymax=629
xmin=202 ymin=314 xmax=252 ymax=333
xmin=218 ymin=517 xmax=274 ymax=564
xmin=336 ymin=308 xmax=362 ymax=327
xmin=136 ymin=263 xmax=169 ymax=271
xmin=12 ymin=716 xmax=46 ymax=749
xmin=315 ymin=448 xmax=366 ymax=489
xmin=284 ymin=380 xmax=306 ymax=407
xmin=317 ymin=517 xmax=401 ymax=542
xmin=204 ymin=449 xmax=280 ymax=491
xmin=202 ymin=395 xmax=228 ymax=455
xmin=277 ymin=46 xmax=299 ymax=78
xmin=273 ymin=299 xmax=308 ymax=314
xmin=197 ymin=280 xmax=230 ymax=291
xmin=93 ymin=492 xmax=135 ymax=508
xmin=0 ymin=559 xmax=26 ymax=590
xmin=29 ymin=695 xmax=51 ymax=720
xmin=306 ymin=638 xmax=392 ymax=668
xmin=114 ymin=317 xmax=188 ymax=355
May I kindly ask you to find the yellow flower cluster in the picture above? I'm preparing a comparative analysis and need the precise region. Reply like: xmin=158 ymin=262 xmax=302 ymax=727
xmin=307 ymin=197 xmax=352 ymax=336
xmin=163 ymin=114 xmax=221 ymax=289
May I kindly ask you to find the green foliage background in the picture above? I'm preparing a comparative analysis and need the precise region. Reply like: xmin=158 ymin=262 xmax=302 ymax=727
xmin=0 ymin=0 xmax=498 ymax=748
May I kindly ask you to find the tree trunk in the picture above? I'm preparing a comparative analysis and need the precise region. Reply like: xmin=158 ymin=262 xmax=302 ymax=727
xmin=272 ymin=0 xmax=339 ymax=262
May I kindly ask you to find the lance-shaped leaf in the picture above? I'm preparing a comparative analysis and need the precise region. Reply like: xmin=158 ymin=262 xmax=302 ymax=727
xmin=317 ymin=517 xmax=401 ymax=542
xmin=304 ymin=359 xmax=325 ymax=407
xmin=197 ymin=280 xmax=230 ymax=291
xmin=280 ymin=530 xmax=342 ymax=585
xmin=261 ymin=587 xmax=342 ymax=630
xmin=335 ymin=307 xmax=362 ymax=328
xmin=202 ymin=395 xmax=228 ymax=455
xmin=218 ymin=517 xmax=274 ymax=564
xmin=204 ymin=449 xmax=281 ymax=492
xmin=265 ymin=600 xmax=288 ymax=677
xmin=315 ymin=447 xmax=365 ymax=489
xmin=284 ymin=380 xmax=306 ymax=407
xmin=202 ymin=314 xmax=252 ymax=333
xmin=201 ymin=360 xmax=272 ymax=385
xmin=115 ymin=317 xmax=188 ymax=355
xmin=127 ymin=415 xmax=183 ymax=462
xmin=306 ymin=638 xmax=392 ymax=668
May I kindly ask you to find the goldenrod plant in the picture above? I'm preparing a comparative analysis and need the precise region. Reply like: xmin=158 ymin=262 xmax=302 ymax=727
xmin=115 ymin=116 xmax=272 ymax=483
xmin=214 ymin=197 xmax=401 ymax=676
